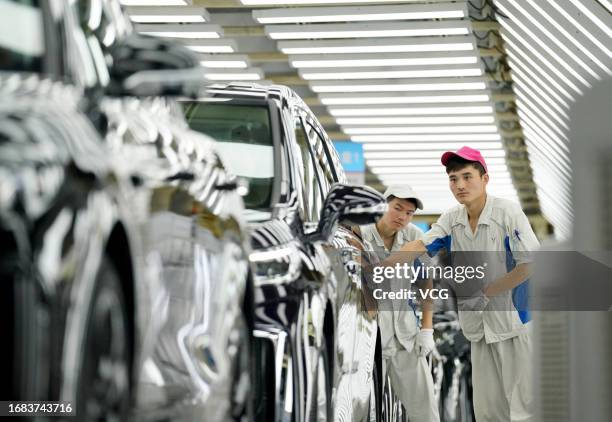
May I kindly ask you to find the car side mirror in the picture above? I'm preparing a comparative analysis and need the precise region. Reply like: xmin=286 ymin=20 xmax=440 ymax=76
xmin=108 ymin=33 xmax=204 ymax=98
xmin=308 ymin=183 xmax=387 ymax=243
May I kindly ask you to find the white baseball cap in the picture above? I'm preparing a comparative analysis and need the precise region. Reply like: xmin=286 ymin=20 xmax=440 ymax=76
xmin=383 ymin=185 xmax=424 ymax=210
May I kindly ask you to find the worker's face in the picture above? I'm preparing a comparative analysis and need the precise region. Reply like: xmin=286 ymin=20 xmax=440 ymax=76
xmin=381 ymin=198 xmax=417 ymax=232
xmin=448 ymin=165 xmax=489 ymax=205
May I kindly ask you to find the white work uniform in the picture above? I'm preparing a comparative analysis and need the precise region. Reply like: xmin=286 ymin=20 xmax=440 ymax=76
xmin=361 ymin=223 xmax=440 ymax=422
xmin=421 ymin=195 xmax=539 ymax=422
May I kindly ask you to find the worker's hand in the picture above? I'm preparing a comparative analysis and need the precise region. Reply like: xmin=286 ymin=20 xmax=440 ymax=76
xmin=399 ymin=239 xmax=426 ymax=253
xmin=460 ymin=290 xmax=489 ymax=313
xmin=415 ymin=328 xmax=435 ymax=357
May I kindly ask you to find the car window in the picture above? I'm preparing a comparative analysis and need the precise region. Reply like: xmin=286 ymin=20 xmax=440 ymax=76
xmin=182 ymin=101 xmax=275 ymax=211
xmin=0 ymin=0 xmax=44 ymax=72
xmin=306 ymin=122 xmax=336 ymax=196
xmin=294 ymin=116 xmax=324 ymax=222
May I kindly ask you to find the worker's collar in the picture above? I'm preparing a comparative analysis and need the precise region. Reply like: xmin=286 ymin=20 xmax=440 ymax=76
xmin=455 ymin=194 xmax=493 ymax=228
xmin=366 ymin=223 xmax=405 ymax=251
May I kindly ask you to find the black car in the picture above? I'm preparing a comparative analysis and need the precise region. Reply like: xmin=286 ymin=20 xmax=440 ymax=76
xmin=183 ymin=83 xmax=388 ymax=422
xmin=1 ymin=1 xmax=253 ymax=421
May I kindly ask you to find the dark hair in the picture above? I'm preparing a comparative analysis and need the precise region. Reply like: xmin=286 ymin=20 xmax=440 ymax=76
xmin=445 ymin=155 xmax=486 ymax=176
xmin=387 ymin=195 xmax=418 ymax=209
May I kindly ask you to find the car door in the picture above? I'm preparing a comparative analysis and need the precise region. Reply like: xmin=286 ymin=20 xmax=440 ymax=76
xmin=302 ymin=114 xmax=380 ymax=421
xmin=103 ymin=98 xmax=253 ymax=420
xmin=69 ymin=1 xmax=253 ymax=416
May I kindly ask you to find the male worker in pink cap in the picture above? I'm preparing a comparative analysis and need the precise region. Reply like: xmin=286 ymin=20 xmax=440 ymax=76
xmin=398 ymin=146 xmax=539 ymax=421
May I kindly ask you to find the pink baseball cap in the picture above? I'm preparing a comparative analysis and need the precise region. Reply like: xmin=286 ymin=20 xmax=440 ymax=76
xmin=441 ymin=146 xmax=488 ymax=173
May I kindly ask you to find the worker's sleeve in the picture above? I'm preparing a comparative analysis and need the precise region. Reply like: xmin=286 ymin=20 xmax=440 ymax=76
xmin=421 ymin=211 xmax=453 ymax=258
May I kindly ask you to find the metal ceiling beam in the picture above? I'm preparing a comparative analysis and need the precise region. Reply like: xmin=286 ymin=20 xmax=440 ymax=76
xmin=224 ymin=25 xmax=265 ymax=36
xmin=306 ymin=95 xmax=519 ymax=106
xmin=471 ymin=21 xmax=501 ymax=31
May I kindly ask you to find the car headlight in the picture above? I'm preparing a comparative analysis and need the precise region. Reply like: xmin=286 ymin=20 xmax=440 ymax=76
xmin=249 ymin=245 xmax=301 ymax=286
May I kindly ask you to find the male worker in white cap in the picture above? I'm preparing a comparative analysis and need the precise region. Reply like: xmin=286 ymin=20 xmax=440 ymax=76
xmin=358 ymin=185 xmax=440 ymax=422
xmin=397 ymin=146 xmax=539 ymax=421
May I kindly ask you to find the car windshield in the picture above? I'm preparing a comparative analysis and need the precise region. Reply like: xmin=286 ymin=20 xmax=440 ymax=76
xmin=183 ymin=101 xmax=275 ymax=211
xmin=0 ymin=0 xmax=44 ymax=73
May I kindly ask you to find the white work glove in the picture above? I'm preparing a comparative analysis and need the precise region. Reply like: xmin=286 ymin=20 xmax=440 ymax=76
xmin=460 ymin=290 xmax=489 ymax=313
xmin=415 ymin=328 xmax=435 ymax=357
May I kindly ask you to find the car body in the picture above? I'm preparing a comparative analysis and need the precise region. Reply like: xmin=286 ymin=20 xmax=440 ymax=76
xmin=182 ymin=83 xmax=387 ymax=422
xmin=1 ymin=1 xmax=253 ymax=420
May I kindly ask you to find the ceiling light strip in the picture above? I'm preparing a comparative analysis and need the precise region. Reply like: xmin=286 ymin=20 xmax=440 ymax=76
xmin=507 ymin=55 xmax=570 ymax=116
xmin=371 ymin=165 xmax=509 ymax=175
xmin=135 ymin=23 xmax=222 ymax=38
xmin=521 ymin=133 xmax=572 ymax=180
xmin=499 ymin=3 xmax=592 ymax=89
xmin=596 ymin=0 xmax=612 ymax=14
xmin=504 ymin=0 xmax=600 ymax=80
xmin=543 ymin=0 xmax=612 ymax=59
xmin=198 ymin=53 xmax=250 ymax=68
xmin=289 ymin=52 xmax=479 ymax=68
xmin=125 ymin=6 xmax=209 ymax=23
xmin=121 ymin=0 xmax=189 ymax=5
xmin=516 ymin=99 xmax=569 ymax=148
xmin=352 ymin=134 xmax=502 ymax=142
xmin=518 ymin=117 xmax=571 ymax=172
xmin=200 ymin=61 xmax=249 ymax=69
xmin=362 ymin=142 xmax=503 ymax=151
xmin=503 ymin=36 xmax=574 ymax=103
xmin=337 ymin=115 xmax=495 ymax=125
xmin=517 ymin=113 xmax=571 ymax=166
xmin=514 ymin=90 xmax=569 ymax=140
xmin=180 ymin=39 xmax=237 ymax=53
xmin=378 ymin=175 xmax=514 ymax=184
xmin=364 ymin=150 xmax=507 ymax=159
xmin=512 ymin=75 xmax=568 ymax=129
xmin=377 ymin=173 xmax=513 ymax=182
xmin=265 ymin=21 xmax=471 ymax=40
xmin=253 ymin=3 xmax=467 ymax=24
xmin=378 ymin=171 xmax=512 ymax=180
xmin=328 ymin=104 xmax=495 ymax=116
xmin=367 ymin=157 xmax=507 ymax=167
xmin=343 ymin=125 xmax=498 ymax=135
xmin=204 ymin=68 xmax=264 ymax=81
xmin=300 ymin=66 xmax=483 ymax=80
xmin=311 ymin=78 xmax=488 ymax=93
xmin=524 ymin=138 xmax=571 ymax=177
xmin=278 ymin=36 xmax=475 ymax=55
xmin=524 ymin=142 xmax=573 ymax=190
xmin=498 ymin=15 xmax=584 ymax=94
xmin=567 ymin=0 xmax=612 ymax=38
xmin=319 ymin=92 xmax=490 ymax=105
xmin=510 ymin=0 xmax=612 ymax=76
xmin=242 ymin=0 xmax=420 ymax=4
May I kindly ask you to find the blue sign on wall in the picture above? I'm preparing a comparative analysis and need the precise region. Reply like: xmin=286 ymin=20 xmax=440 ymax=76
xmin=413 ymin=222 xmax=431 ymax=233
xmin=333 ymin=142 xmax=365 ymax=173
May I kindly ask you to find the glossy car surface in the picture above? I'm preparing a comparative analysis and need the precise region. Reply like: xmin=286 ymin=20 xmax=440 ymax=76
xmin=183 ymin=83 xmax=387 ymax=422
xmin=1 ymin=1 xmax=253 ymax=420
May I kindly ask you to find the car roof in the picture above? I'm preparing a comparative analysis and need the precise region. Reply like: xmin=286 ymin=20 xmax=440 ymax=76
xmin=202 ymin=82 xmax=304 ymax=108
